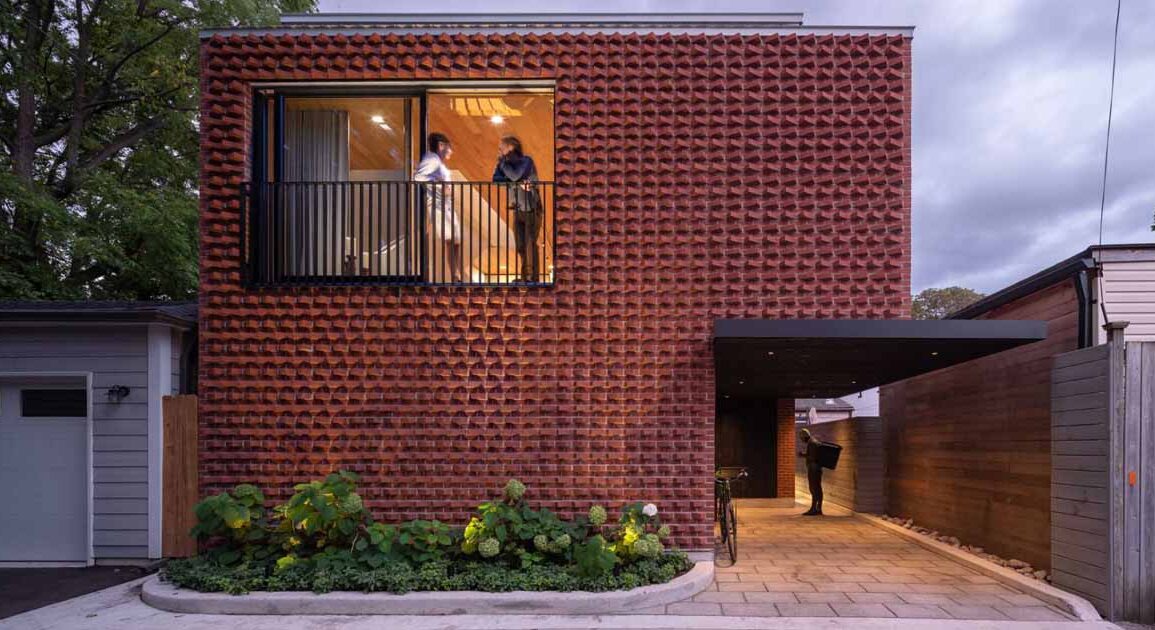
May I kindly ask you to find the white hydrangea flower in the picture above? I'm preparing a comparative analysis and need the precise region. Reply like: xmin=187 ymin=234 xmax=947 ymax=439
xmin=643 ymin=503 xmax=658 ymax=517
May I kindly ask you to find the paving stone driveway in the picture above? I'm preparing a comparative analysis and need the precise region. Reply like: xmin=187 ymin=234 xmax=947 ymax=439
xmin=657 ymin=502 xmax=1074 ymax=621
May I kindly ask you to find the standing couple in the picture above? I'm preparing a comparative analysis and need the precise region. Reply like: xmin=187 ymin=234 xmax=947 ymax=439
xmin=414 ymin=132 xmax=543 ymax=283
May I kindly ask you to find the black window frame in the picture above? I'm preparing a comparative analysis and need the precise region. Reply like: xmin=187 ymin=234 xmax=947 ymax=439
xmin=243 ymin=82 xmax=557 ymax=289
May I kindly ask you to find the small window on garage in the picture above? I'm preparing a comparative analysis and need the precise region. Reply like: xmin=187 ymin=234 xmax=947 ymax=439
xmin=20 ymin=389 xmax=87 ymax=417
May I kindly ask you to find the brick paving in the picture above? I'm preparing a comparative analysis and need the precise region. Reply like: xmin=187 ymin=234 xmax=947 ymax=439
xmin=659 ymin=502 xmax=1075 ymax=620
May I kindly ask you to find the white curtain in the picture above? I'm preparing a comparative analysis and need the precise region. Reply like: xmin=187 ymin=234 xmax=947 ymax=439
xmin=283 ymin=110 xmax=349 ymax=276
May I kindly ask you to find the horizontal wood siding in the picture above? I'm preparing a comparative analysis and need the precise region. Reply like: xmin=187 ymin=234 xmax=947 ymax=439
xmin=1098 ymin=260 xmax=1155 ymax=343
xmin=0 ymin=325 xmax=156 ymax=560
xmin=880 ymin=280 xmax=1078 ymax=570
xmin=1051 ymin=343 xmax=1110 ymax=614
xmin=795 ymin=417 xmax=884 ymax=513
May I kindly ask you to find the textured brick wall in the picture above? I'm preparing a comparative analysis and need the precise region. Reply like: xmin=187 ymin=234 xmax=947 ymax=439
xmin=776 ymin=399 xmax=796 ymax=499
xmin=198 ymin=31 xmax=912 ymax=550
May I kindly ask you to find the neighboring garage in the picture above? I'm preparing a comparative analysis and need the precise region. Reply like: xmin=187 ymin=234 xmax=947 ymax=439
xmin=0 ymin=301 xmax=196 ymax=566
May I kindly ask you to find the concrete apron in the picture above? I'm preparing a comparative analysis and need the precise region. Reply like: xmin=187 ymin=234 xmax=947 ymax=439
xmin=141 ymin=561 xmax=715 ymax=615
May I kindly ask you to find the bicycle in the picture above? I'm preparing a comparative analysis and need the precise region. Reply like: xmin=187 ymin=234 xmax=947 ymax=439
xmin=714 ymin=466 xmax=748 ymax=565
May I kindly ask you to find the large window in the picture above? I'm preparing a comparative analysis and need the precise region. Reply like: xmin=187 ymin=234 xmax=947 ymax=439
xmin=247 ymin=86 xmax=555 ymax=286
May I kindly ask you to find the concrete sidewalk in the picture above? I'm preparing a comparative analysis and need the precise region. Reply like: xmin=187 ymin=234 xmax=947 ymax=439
xmin=0 ymin=577 xmax=1123 ymax=630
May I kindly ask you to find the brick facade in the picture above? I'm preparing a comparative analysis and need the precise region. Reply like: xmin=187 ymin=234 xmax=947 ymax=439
xmin=776 ymin=399 xmax=796 ymax=499
xmin=198 ymin=31 xmax=912 ymax=549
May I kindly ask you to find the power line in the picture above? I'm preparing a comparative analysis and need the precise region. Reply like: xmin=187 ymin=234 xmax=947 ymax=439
xmin=1098 ymin=0 xmax=1122 ymax=246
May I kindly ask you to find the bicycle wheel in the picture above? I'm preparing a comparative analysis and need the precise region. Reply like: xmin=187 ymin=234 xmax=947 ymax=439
xmin=724 ymin=500 xmax=738 ymax=564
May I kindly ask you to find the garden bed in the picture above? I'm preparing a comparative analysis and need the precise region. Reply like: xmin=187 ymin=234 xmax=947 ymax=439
xmin=143 ymin=561 xmax=713 ymax=615
xmin=153 ymin=472 xmax=706 ymax=612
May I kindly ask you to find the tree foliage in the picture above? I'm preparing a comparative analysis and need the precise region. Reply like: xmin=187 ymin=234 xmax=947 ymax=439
xmin=0 ymin=0 xmax=314 ymax=300
xmin=911 ymin=286 xmax=986 ymax=320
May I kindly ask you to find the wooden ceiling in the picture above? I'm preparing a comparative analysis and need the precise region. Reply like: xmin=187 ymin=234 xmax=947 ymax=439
xmin=282 ymin=91 xmax=554 ymax=182
xmin=428 ymin=92 xmax=554 ymax=183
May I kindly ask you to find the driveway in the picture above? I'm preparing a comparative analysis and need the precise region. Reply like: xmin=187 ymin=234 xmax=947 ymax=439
xmin=0 ymin=566 xmax=153 ymax=619
xmin=656 ymin=501 xmax=1074 ymax=621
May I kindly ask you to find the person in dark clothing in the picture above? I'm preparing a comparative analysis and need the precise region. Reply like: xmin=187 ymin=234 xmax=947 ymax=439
xmin=492 ymin=135 xmax=542 ymax=282
xmin=799 ymin=429 xmax=824 ymax=516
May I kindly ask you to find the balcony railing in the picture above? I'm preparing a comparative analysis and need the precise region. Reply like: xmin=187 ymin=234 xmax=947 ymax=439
xmin=242 ymin=180 xmax=555 ymax=286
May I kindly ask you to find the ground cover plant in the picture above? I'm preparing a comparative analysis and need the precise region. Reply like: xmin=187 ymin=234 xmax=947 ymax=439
xmin=163 ymin=473 xmax=693 ymax=594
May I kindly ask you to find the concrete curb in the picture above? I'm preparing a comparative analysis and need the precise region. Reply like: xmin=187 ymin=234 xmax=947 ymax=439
xmin=855 ymin=512 xmax=1102 ymax=622
xmin=140 ymin=560 xmax=713 ymax=615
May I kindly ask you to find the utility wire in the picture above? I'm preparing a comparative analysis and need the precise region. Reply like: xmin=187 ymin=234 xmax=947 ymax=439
xmin=1098 ymin=0 xmax=1122 ymax=246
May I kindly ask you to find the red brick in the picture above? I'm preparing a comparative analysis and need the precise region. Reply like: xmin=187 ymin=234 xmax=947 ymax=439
xmin=198 ymin=32 xmax=913 ymax=550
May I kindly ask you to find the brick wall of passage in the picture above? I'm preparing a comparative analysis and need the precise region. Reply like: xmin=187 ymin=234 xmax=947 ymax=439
xmin=776 ymin=399 xmax=797 ymax=499
xmin=198 ymin=31 xmax=913 ymax=549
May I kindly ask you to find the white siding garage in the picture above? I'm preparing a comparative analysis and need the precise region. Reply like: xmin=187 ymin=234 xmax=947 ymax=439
xmin=0 ymin=302 xmax=195 ymax=565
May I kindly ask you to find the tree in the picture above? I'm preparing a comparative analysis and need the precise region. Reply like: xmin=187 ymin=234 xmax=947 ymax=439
xmin=911 ymin=286 xmax=985 ymax=320
xmin=0 ymin=0 xmax=314 ymax=300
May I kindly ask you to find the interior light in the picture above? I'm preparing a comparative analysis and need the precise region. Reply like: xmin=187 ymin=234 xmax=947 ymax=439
xmin=931 ymin=351 xmax=939 ymax=356
xmin=370 ymin=115 xmax=385 ymax=123
xmin=767 ymin=351 xmax=775 ymax=357
xmin=378 ymin=122 xmax=392 ymax=132
xmin=490 ymin=115 xmax=504 ymax=125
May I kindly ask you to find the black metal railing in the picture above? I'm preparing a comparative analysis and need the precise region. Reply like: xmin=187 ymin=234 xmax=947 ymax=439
xmin=243 ymin=180 xmax=555 ymax=286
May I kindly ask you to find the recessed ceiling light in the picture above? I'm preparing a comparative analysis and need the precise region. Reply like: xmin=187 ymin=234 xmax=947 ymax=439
xmin=767 ymin=351 xmax=775 ymax=357
xmin=490 ymin=115 xmax=504 ymax=124
xmin=931 ymin=351 xmax=939 ymax=356
xmin=370 ymin=115 xmax=385 ymax=123
xmin=738 ymin=380 xmax=745 ymax=385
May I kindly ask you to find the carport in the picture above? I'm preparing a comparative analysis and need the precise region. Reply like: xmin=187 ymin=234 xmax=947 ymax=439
xmin=711 ymin=318 xmax=1047 ymax=503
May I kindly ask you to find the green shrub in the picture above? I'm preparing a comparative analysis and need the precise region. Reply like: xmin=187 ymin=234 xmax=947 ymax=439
xmin=189 ymin=484 xmax=270 ymax=565
xmin=275 ymin=471 xmax=368 ymax=555
xmin=170 ymin=473 xmax=692 ymax=595
xmin=461 ymin=479 xmax=576 ymax=567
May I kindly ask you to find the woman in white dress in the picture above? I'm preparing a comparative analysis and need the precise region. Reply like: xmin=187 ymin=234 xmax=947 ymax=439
xmin=414 ymin=132 xmax=463 ymax=282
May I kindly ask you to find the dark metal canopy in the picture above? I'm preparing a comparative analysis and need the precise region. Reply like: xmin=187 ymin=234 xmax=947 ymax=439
xmin=714 ymin=319 xmax=1047 ymax=399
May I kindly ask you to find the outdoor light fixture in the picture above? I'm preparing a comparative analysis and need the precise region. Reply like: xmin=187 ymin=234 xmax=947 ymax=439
xmin=490 ymin=115 xmax=504 ymax=125
xmin=105 ymin=385 xmax=130 ymax=402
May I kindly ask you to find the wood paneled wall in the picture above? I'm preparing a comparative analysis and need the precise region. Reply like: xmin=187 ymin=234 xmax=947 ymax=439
xmin=162 ymin=395 xmax=198 ymax=558
xmin=1050 ymin=343 xmax=1111 ymax=613
xmin=795 ymin=417 xmax=885 ymax=513
xmin=881 ymin=280 xmax=1079 ymax=570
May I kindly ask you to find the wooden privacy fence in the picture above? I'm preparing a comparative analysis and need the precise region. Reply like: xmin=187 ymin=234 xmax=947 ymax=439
xmin=1051 ymin=323 xmax=1154 ymax=623
xmin=162 ymin=395 xmax=198 ymax=558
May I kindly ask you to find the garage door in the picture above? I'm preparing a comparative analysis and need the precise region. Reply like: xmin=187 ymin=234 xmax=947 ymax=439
xmin=0 ymin=378 xmax=89 ymax=562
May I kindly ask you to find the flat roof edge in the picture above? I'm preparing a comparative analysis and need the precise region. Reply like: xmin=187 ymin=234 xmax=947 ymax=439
xmin=280 ymin=12 xmax=809 ymax=26
xmin=714 ymin=318 xmax=1047 ymax=342
xmin=199 ymin=25 xmax=914 ymax=39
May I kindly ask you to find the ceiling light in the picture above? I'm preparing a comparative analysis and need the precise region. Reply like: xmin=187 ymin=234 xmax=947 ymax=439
xmin=767 ymin=351 xmax=775 ymax=357
xmin=738 ymin=380 xmax=745 ymax=385
xmin=490 ymin=115 xmax=504 ymax=125
xmin=370 ymin=115 xmax=385 ymax=123
xmin=931 ymin=351 xmax=939 ymax=356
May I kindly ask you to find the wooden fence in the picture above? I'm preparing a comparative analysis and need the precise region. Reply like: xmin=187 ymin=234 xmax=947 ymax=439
xmin=162 ymin=395 xmax=198 ymax=558
xmin=795 ymin=416 xmax=885 ymax=513
xmin=1051 ymin=324 xmax=1155 ymax=622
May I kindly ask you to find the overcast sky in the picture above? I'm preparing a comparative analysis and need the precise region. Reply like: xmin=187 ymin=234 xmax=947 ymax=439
xmin=319 ymin=0 xmax=1155 ymax=294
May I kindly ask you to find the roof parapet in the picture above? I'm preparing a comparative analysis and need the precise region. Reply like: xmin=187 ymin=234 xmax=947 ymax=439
xmin=200 ymin=12 xmax=914 ymax=38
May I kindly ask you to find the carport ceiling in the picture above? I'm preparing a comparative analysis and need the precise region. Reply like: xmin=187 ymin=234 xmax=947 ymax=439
xmin=714 ymin=319 xmax=1047 ymax=399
